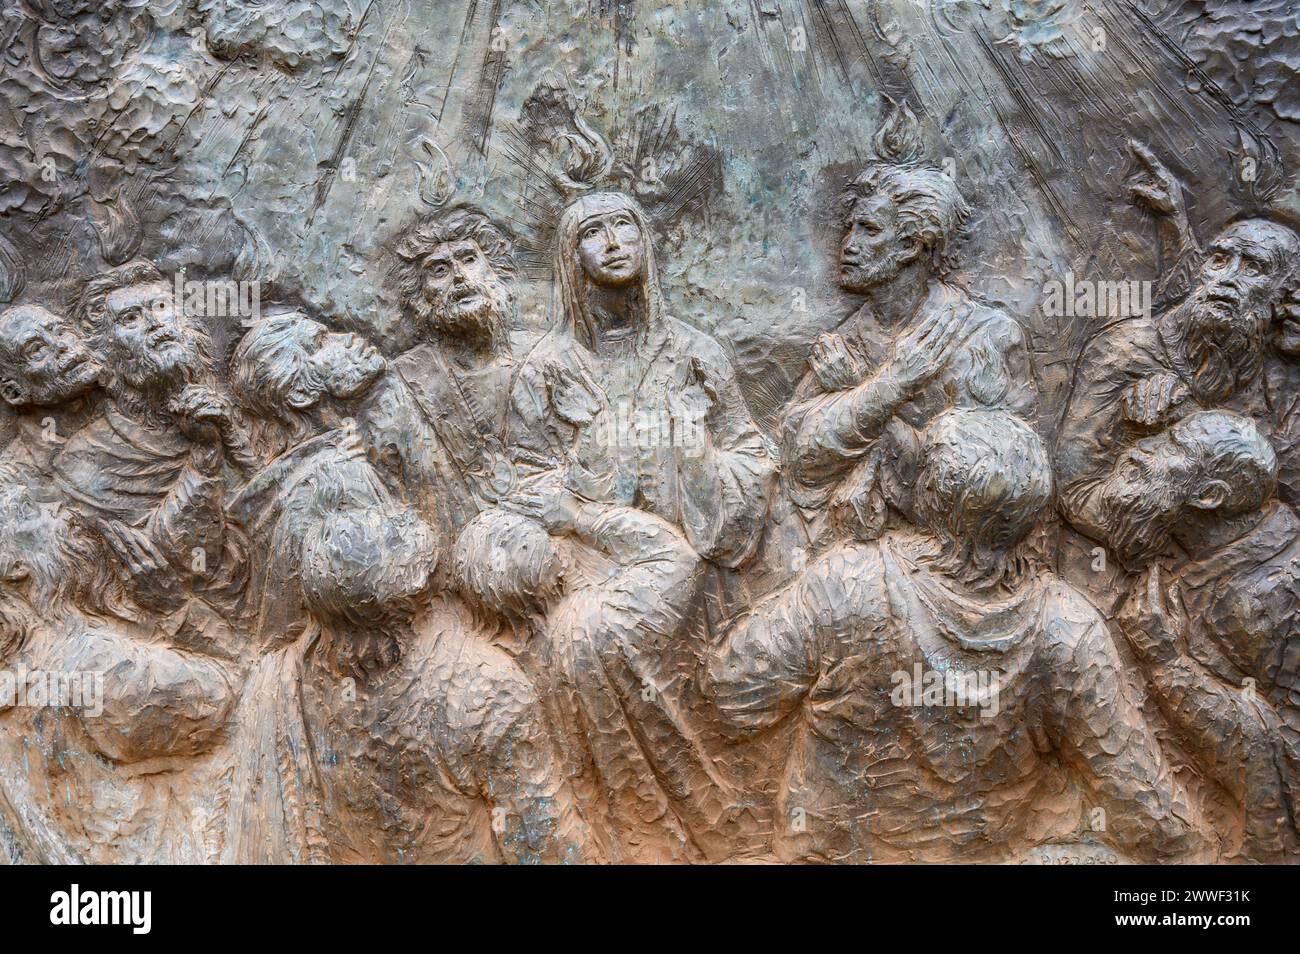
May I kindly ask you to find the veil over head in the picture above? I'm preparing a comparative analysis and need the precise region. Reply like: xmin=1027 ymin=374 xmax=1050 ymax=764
xmin=552 ymin=191 xmax=665 ymax=349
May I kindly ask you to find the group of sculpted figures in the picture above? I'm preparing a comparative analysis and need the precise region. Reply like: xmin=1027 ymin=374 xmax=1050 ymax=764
xmin=1 ymin=112 xmax=1299 ymax=864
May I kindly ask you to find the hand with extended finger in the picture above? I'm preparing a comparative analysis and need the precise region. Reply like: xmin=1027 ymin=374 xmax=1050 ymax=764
xmin=545 ymin=363 xmax=603 ymax=427
xmin=884 ymin=301 xmax=974 ymax=396
xmin=1128 ymin=140 xmax=1186 ymax=222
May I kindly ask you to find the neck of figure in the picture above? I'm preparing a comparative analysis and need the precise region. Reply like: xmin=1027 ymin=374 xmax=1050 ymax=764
xmin=19 ymin=391 xmax=98 ymax=434
xmin=110 ymin=380 xmax=179 ymax=429
xmin=867 ymin=258 xmax=933 ymax=331
xmin=1172 ymin=506 xmax=1267 ymax=561
xmin=440 ymin=325 xmax=499 ymax=371
xmin=583 ymin=280 xmax=645 ymax=349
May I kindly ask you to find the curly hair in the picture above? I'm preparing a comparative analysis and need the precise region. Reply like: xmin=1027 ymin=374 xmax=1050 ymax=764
xmin=1171 ymin=411 xmax=1278 ymax=516
xmin=391 ymin=205 xmax=515 ymax=310
xmin=841 ymin=164 xmax=971 ymax=278
xmin=912 ymin=408 xmax=1051 ymax=588
xmin=230 ymin=312 xmax=324 ymax=424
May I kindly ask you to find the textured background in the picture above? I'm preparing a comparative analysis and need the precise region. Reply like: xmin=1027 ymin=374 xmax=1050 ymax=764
xmin=2 ymin=0 xmax=1298 ymax=438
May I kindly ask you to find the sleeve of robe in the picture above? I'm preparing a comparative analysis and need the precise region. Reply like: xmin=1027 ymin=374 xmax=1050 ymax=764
xmin=1042 ymin=583 xmax=1195 ymax=861
xmin=673 ymin=342 xmax=776 ymax=568
xmin=475 ymin=668 xmax=605 ymax=864
xmin=706 ymin=545 xmax=871 ymax=733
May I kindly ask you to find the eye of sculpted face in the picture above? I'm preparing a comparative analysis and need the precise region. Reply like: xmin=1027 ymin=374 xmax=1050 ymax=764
xmin=0 ymin=306 xmax=100 ymax=407
xmin=1199 ymin=230 xmax=1280 ymax=314
xmin=839 ymin=193 xmax=903 ymax=293
xmin=576 ymin=210 xmax=645 ymax=288
xmin=301 ymin=320 xmax=387 ymax=401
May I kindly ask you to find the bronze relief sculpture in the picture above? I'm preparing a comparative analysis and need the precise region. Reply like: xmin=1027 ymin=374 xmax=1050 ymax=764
xmin=1 ymin=0 xmax=1299 ymax=865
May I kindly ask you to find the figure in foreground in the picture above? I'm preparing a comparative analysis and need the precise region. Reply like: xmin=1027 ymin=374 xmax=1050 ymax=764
xmin=709 ymin=407 xmax=1196 ymax=863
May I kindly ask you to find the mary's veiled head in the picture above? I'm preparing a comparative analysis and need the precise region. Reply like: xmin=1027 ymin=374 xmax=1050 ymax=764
xmin=552 ymin=191 xmax=664 ymax=346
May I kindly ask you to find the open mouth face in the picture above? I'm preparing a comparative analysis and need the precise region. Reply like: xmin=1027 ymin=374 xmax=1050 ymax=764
xmin=449 ymin=284 xmax=487 ymax=312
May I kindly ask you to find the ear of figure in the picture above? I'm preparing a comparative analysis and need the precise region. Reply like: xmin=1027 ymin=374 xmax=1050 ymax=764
xmin=1189 ymin=478 xmax=1230 ymax=511
xmin=0 ymin=379 xmax=27 ymax=406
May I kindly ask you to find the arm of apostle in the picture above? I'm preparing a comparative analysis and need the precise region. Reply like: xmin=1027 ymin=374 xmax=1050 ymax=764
xmin=994 ymin=313 xmax=1038 ymax=420
xmin=1043 ymin=588 xmax=1196 ymax=861
xmin=670 ymin=352 xmax=776 ymax=568
xmin=705 ymin=548 xmax=865 ymax=734
xmin=1056 ymin=330 xmax=1135 ymax=539
xmin=63 ymin=627 xmax=238 ymax=763
xmin=782 ymin=362 xmax=912 ymax=499
xmin=1119 ymin=567 xmax=1296 ymax=860
xmin=146 ymin=448 xmax=229 ymax=576
xmin=783 ymin=301 xmax=980 ymax=500
xmin=480 ymin=682 xmax=603 ymax=864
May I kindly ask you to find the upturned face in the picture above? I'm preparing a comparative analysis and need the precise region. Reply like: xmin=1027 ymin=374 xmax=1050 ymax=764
xmin=0 ymin=306 xmax=100 ymax=407
xmin=576 ymin=209 xmax=646 ymax=288
xmin=1196 ymin=222 xmax=1292 ymax=324
xmin=298 ymin=320 xmax=387 ymax=403
xmin=839 ymin=193 xmax=911 ymax=293
xmin=1094 ymin=434 xmax=1195 ymax=569
xmin=102 ymin=281 xmax=195 ymax=391
xmin=1275 ymin=290 xmax=1300 ymax=357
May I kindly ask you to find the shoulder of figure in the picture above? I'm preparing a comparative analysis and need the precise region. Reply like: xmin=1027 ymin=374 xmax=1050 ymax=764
xmin=418 ymin=608 xmax=538 ymax=710
xmin=664 ymin=315 xmax=732 ymax=368
xmin=1081 ymin=314 xmax=1158 ymax=364
xmin=793 ymin=539 xmax=889 ymax=613
xmin=1037 ymin=576 xmax=1112 ymax=658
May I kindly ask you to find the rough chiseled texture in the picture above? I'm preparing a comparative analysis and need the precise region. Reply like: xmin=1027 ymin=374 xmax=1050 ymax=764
xmin=0 ymin=1 xmax=1298 ymax=865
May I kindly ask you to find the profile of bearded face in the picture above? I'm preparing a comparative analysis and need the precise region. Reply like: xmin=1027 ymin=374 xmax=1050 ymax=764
xmin=1175 ymin=219 xmax=1300 ymax=402
xmin=0 ymin=305 xmax=101 ymax=408
xmin=837 ymin=164 xmax=969 ymax=295
xmin=394 ymin=208 xmax=516 ymax=350
xmin=1093 ymin=412 xmax=1277 ymax=570
xmin=233 ymin=313 xmax=387 ymax=424
xmin=839 ymin=192 xmax=914 ymax=293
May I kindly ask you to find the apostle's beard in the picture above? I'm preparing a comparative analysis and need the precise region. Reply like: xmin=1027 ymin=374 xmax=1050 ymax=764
xmin=110 ymin=337 xmax=204 ymax=409
xmin=1176 ymin=294 xmax=1267 ymax=404
xmin=1099 ymin=478 xmax=1188 ymax=570
xmin=413 ymin=275 xmax=511 ymax=352
xmin=839 ymin=244 xmax=906 ymax=295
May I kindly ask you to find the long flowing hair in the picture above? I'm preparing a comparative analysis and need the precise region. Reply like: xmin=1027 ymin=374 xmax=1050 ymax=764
xmin=552 ymin=191 xmax=666 ymax=349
